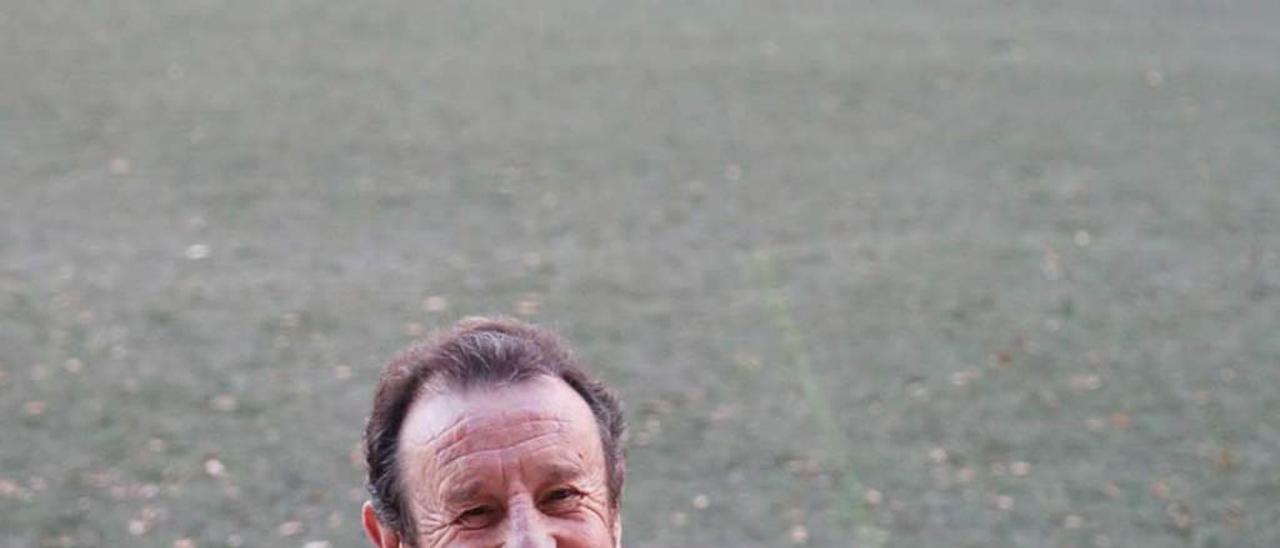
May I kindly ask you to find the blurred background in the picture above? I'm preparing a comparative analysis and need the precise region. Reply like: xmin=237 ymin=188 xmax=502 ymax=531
xmin=2 ymin=1 xmax=1278 ymax=546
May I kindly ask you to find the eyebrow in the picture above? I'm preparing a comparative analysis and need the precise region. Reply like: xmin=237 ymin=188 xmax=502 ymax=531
xmin=443 ymin=480 xmax=486 ymax=507
xmin=441 ymin=462 xmax=586 ymax=507
xmin=536 ymin=461 xmax=586 ymax=487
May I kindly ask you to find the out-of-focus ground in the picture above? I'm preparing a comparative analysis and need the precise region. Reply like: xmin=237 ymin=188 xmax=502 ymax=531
xmin=2 ymin=1 xmax=1278 ymax=546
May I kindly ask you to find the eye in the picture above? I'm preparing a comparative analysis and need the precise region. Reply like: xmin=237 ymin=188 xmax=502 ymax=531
xmin=455 ymin=506 xmax=501 ymax=529
xmin=540 ymin=487 xmax=584 ymax=510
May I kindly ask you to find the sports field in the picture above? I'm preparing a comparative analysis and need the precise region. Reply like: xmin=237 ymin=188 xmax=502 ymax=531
xmin=2 ymin=1 xmax=1278 ymax=546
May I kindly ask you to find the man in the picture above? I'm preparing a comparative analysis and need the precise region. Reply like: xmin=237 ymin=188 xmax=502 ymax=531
xmin=361 ymin=316 xmax=627 ymax=547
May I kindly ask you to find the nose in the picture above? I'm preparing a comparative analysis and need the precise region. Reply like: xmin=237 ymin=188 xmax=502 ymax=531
xmin=504 ymin=500 xmax=553 ymax=548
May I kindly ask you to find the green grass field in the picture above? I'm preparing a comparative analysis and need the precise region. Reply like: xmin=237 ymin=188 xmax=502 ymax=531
xmin=2 ymin=1 xmax=1278 ymax=546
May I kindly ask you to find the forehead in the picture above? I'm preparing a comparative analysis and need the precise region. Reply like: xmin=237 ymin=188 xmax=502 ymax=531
xmin=397 ymin=375 xmax=604 ymax=490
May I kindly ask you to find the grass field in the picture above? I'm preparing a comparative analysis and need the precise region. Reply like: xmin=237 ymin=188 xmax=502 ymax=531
xmin=2 ymin=1 xmax=1278 ymax=546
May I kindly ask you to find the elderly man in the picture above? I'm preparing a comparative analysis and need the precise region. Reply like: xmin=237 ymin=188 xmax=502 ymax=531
xmin=361 ymin=317 xmax=627 ymax=547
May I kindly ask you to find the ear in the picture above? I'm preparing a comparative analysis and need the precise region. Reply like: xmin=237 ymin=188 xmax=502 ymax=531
xmin=363 ymin=501 xmax=401 ymax=548
xmin=612 ymin=457 xmax=626 ymax=548
xmin=611 ymin=511 xmax=622 ymax=548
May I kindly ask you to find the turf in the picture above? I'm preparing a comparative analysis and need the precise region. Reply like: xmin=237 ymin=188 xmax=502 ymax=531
xmin=2 ymin=1 xmax=1278 ymax=546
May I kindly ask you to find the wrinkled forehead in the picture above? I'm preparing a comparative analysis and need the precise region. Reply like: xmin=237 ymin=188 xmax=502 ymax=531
xmin=397 ymin=375 xmax=604 ymax=476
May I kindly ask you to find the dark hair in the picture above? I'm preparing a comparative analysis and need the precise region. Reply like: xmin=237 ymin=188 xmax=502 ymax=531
xmin=363 ymin=316 xmax=627 ymax=541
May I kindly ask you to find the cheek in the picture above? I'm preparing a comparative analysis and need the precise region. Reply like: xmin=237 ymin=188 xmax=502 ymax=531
xmin=548 ymin=507 xmax=616 ymax=547
xmin=425 ymin=527 xmax=500 ymax=548
xmin=420 ymin=508 xmax=613 ymax=548
xmin=419 ymin=526 xmax=463 ymax=548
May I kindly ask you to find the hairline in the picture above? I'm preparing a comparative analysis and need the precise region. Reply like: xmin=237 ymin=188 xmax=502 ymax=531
xmin=402 ymin=376 xmax=602 ymax=505
xmin=388 ymin=372 xmax=619 ymax=541
xmin=363 ymin=317 xmax=626 ymax=546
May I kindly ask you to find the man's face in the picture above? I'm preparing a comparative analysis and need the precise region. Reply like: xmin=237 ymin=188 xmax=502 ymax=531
xmin=377 ymin=375 xmax=618 ymax=547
